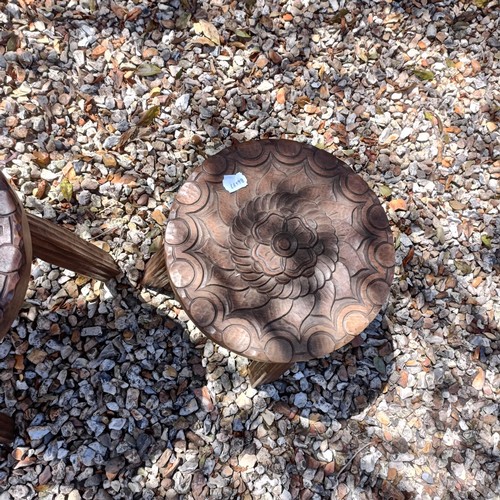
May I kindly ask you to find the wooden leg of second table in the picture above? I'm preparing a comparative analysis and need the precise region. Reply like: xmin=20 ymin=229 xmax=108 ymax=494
xmin=27 ymin=214 xmax=120 ymax=282
xmin=248 ymin=361 xmax=294 ymax=387
xmin=0 ymin=413 xmax=15 ymax=445
xmin=141 ymin=249 xmax=170 ymax=289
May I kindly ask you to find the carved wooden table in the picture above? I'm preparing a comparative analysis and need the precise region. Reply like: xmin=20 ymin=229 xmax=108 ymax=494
xmin=0 ymin=169 xmax=120 ymax=444
xmin=144 ymin=140 xmax=395 ymax=387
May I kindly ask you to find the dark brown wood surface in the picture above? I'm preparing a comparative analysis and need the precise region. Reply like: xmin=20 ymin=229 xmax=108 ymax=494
xmin=0 ymin=413 xmax=15 ymax=444
xmin=0 ymin=171 xmax=32 ymax=341
xmin=141 ymin=248 xmax=170 ymax=289
xmin=164 ymin=140 xmax=395 ymax=363
xmin=28 ymin=214 xmax=120 ymax=282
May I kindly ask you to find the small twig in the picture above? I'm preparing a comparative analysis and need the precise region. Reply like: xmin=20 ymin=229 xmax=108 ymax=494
xmin=0 ymin=152 xmax=19 ymax=165
xmin=331 ymin=441 xmax=373 ymax=490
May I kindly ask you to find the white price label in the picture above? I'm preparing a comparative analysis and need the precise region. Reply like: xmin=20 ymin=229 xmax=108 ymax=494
xmin=223 ymin=172 xmax=248 ymax=193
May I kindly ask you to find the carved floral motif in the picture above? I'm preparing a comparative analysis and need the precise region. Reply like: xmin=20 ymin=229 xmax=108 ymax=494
xmin=0 ymin=172 xmax=29 ymax=338
xmin=229 ymin=193 xmax=339 ymax=299
xmin=164 ymin=140 xmax=395 ymax=363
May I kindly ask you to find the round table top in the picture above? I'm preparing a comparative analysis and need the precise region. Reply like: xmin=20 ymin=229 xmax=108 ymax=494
xmin=164 ymin=140 xmax=395 ymax=363
xmin=0 ymin=171 xmax=31 ymax=339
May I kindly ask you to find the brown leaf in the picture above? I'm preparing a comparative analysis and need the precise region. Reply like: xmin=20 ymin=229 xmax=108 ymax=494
xmin=388 ymin=198 xmax=407 ymax=211
xmin=102 ymin=153 xmax=117 ymax=167
xmin=110 ymin=2 xmax=128 ymax=20
xmin=193 ymin=386 xmax=214 ymax=412
xmin=470 ymin=59 xmax=481 ymax=74
xmin=12 ymin=448 xmax=26 ymax=461
xmin=190 ymin=35 xmax=217 ymax=47
xmin=110 ymin=173 xmax=138 ymax=187
xmin=151 ymin=209 xmax=167 ymax=225
xmin=449 ymin=200 xmax=466 ymax=210
xmin=116 ymin=127 xmax=136 ymax=150
xmin=35 ymin=179 xmax=49 ymax=199
xmin=136 ymin=105 xmax=161 ymax=127
xmin=268 ymin=49 xmax=282 ymax=64
xmin=296 ymin=95 xmax=311 ymax=108
xmin=135 ymin=63 xmax=162 ymax=77
xmin=323 ymin=461 xmax=336 ymax=475
xmin=126 ymin=7 xmax=142 ymax=21
xmin=472 ymin=367 xmax=485 ymax=390
xmin=14 ymin=354 xmax=24 ymax=370
xmin=193 ymin=20 xmax=220 ymax=45
xmin=376 ymin=411 xmax=390 ymax=425
xmin=32 ymin=151 xmax=50 ymax=167
xmin=403 ymin=247 xmax=414 ymax=267
xmin=14 ymin=456 xmax=37 ymax=469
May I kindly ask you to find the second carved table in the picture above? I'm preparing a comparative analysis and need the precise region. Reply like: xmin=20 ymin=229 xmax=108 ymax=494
xmin=0 ymin=169 xmax=120 ymax=443
xmin=143 ymin=139 xmax=395 ymax=387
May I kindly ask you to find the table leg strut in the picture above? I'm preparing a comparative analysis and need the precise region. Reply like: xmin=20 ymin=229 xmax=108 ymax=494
xmin=248 ymin=361 xmax=293 ymax=387
xmin=27 ymin=214 xmax=120 ymax=282
xmin=141 ymin=249 xmax=170 ymax=289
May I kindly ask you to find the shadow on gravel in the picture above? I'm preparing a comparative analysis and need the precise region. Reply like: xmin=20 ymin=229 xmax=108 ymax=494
xmin=266 ymin=314 xmax=395 ymax=421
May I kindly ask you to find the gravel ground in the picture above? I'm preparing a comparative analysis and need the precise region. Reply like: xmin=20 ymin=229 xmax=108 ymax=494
xmin=0 ymin=0 xmax=499 ymax=498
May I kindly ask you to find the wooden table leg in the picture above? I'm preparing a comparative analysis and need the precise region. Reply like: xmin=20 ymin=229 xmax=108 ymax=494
xmin=0 ymin=413 xmax=15 ymax=445
xmin=248 ymin=361 xmax=294 ymax=387
xmin=141 ymin=249 xmax=170 ymax=288
xmin=27 ymin=214 xmax=120 ymax=282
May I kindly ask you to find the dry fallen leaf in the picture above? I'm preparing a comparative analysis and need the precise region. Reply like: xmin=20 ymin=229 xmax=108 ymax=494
xmin=379 ymin=185 xmax=392 ymax=197
xmin=59 ymin=178 xmax=73 ymax=201
xmin=135 ymin=63 xmax=162 ymax=77
xmin=235 ymin=29 xmax=251 ymax=39
xmin=413 ymin=68 xmax=435 ymax=81
xmin=110 ymin=2 xmax=128 ymax=20
xmin=35 ymin=179 xmax=49 ymax=199
xmin=193 ymin=20 xmax=220 ymax=45
xmin=32 ymin=151 xmax=50 ymax=167
xmin=190 ymin=36 xmax=217 ymax=47
xmin=472 ymin=367 xmax=485 ymax=390
xmin=126 ymin=7 xmax=142 ymax=21
xmin=403 ymin=246 xmax=415 ymax=267
xmin=102 ymin=153 xmax=117 ymax=167
xmin=14 ymin=354 xmax=24 ymax=370
xmin=193 ymin=386 xmax=214 ymax=412
xmin=116 ymin=128 xmax=136 ymax=150
xmin=481 ymin=234 xmax=492 ymax=249
xmin=449 ymin=200 xmax=466 ymax=210
xmin=296 ymin=95 xmax=311 ymax=108
xmin=151 ymin=209 xmax=167 ymax=225
xmin=91 ymin=45 xmax=107 ymax=58
xmin=388 ymin=198 xmax=407 ymax=211
xmin=110 ymin=173 xmax=138 ymax=187
xmin=136 ymin=105 xmax=161 ymax=127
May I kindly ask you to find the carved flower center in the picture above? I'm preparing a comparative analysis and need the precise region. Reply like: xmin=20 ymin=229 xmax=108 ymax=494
xmin=229 ymin=193 xmax=339 ymax=298
xmin=272 ymin=232 xmax=297 ymax=257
